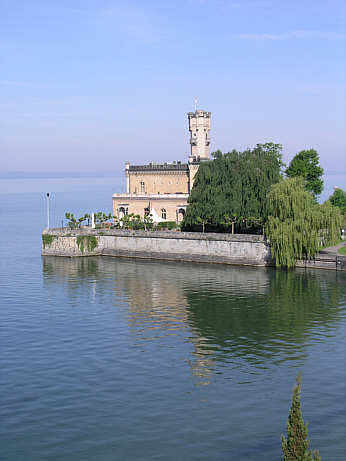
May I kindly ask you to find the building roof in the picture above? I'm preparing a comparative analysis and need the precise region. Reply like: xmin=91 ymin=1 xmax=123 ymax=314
xmin=129 ymin=162 xmax=189 ymax=172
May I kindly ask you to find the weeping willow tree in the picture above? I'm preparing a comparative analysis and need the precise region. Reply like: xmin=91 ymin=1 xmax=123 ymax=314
xmin=265 ymin=178 xmax=341 ymax=268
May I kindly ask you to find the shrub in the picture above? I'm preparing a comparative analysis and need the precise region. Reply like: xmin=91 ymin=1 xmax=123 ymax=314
xmin=156 ymin=221 xmax=177 ymax=230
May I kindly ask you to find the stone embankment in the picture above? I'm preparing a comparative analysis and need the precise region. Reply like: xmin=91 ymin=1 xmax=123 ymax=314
xmin=42 ymin=228 xmax=272 ymax=266
xmin=41 ymin=228 xmax=346 ymax=271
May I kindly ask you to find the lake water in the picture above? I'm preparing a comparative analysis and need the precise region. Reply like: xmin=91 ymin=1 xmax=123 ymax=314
xmin=0 ymin=177 xmax=345 ymax=460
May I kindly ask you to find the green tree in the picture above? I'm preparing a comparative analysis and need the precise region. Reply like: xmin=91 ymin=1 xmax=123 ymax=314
xmin=130 ymin=214 xmax=143 ymax=230
xmin=221 ymin=214 xmax=238 ymax=234
xmin=183 ymin=143 xmax=283 ymax=233
xmin=285 ymin=149 xmax=324 ymax=198
xmin=196 ymin=216 xmax=209 ymax=233
xmin=112 ymin=216 xmax=120 ymax=228
xmin=211 ymin=149 xmax=223 ymax=160
xmin=265 ymin=178 xmax=341 ymax=267
xmin=94 ymin=212 xmax=112 ymax=227
xmin=282 ymin=373 xmax=321 ymax=461
xmin=65 ymin=212 xmax=78 ymax=229
xmin=327 ymin=188 xmax=346 ymax=214
xmin=143 ymin=213 xmax=154 ymax=231
xmin=78 ymin=213 xmax=90 ymax=227
xmin=120 ymin=214 xmax=131 ymax=229
xmin=65 ymin=212 xmax=90 ymax=229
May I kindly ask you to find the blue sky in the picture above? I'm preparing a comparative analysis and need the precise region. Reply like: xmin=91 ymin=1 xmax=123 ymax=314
xmin=1 ymin=0 xmax=345 ymax=175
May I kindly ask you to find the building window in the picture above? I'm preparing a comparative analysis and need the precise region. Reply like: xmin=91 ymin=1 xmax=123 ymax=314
xmin=144 ymin=207 xmax=150 ymax=217
xmin=140 ymin=181 xmax=145 ymax=193
xmin=178 ymin=208 xmax=185 ymax=222
xmin=119 ymin=207 xmax=128 ymax=218
xmin=161 ymin=208 xmax=167 ymax=220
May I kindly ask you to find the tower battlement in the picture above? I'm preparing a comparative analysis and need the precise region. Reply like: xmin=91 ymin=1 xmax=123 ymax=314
xmin=187 ymin=110 xmax=211 ymax=118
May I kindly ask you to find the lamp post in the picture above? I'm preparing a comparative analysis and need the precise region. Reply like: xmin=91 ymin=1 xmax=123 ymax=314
xmin=46 ymin=192 xmax=50 ymax=229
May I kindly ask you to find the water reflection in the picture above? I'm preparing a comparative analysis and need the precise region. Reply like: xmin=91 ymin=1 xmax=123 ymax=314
xmin=42 ymin=256 xmax=345 ymax=383
xmin=186 ymin=269 xmax=344 ymax=371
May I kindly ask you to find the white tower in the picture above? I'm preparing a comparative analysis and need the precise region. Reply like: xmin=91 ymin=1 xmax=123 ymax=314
xmin=188 ymin=106 xmax=211 ymax=161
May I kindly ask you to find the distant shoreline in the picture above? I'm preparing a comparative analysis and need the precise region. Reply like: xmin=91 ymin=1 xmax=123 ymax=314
xmin=0 ymin=171 xmax=123 ymax=180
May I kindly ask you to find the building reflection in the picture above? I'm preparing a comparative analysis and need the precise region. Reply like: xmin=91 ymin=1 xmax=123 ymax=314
xmin=42 ymin=256 xmax=345 ymax=385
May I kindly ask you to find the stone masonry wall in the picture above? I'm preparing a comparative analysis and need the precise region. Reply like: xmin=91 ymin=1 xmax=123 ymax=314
xmin=41 ymin=228 xmax=346 ymax=270
xmin=42 ymin=228 xmax=272 ymax=266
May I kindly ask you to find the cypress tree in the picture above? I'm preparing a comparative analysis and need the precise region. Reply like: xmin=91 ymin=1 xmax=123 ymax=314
xmin=282 ymin=374 xmax=321 ymax=461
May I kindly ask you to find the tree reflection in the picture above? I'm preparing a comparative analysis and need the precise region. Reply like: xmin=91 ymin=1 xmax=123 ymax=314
xmin=42 ymin=256 xmax=345 ymax=379
xmin=43 ymin=256 xmax=99 ymax=278
xmin=185 ymin=269 xmax=344 ymax=366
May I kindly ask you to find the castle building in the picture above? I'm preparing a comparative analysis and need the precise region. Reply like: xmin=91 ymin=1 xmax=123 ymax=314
xmin=112 ymin=108 xmax=211 ymax=223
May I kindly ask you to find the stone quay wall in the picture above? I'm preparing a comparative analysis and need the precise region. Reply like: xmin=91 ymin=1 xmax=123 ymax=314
xmin=42 ymin=228 xmax=272 ymax=266
xmin=41 ymin=228 xmax=346 ymax=271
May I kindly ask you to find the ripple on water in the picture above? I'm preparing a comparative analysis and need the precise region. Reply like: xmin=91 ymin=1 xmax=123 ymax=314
xmin=1 ymin=250 xmax=345 ymax=460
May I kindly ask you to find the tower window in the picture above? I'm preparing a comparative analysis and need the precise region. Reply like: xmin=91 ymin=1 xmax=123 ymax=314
xmin=140 ymin=181 xmax=145 ymax=193
xmin=161 ymin=209 xmax=167 ymax=220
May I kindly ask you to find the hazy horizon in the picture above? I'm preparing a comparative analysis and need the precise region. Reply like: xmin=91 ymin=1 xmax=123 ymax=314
xmin=1 ymin=170 xmax=345 ymax=204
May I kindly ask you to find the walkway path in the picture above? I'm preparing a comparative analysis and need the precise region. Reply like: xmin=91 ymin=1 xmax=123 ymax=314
xmin=320 ymin=240 xmax=346 ymax=255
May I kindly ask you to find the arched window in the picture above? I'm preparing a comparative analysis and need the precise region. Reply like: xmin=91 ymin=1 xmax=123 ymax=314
xmin=161 ymin=208 xmax=167 ymax=220
xmin=119 ymin=207 xmax=125 ymax=218
xmin=178 ymin=208 xmax=185 ymax=222
xmin=140 ymin=181 xmax=145 ymax=193
xmin=144 ymin=207 xmax=150 ymax=217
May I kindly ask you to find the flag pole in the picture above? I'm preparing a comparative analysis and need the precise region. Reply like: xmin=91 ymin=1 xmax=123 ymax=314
xmin=46 ymin=193 xmax=50 ymax=229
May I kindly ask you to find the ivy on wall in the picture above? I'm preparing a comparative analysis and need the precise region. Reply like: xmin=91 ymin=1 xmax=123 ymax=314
xmin=42 ymin=234 xmax=56 ymax=247
xmin=76 ymin=236 xmax=98 ymax=253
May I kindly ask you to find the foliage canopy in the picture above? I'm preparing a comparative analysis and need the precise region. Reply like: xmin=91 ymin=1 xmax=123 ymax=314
xmin=183 ymin=143 xmax=283 ymax=233
xmin=326 ymin=188 xmax=346 ymax=228
xmin=265 ymin=178 xmax=341 ymax=267
xmin=285 ymin=149 xmax=324 ymax=198
xmin=327 ymin=188 xmax=346 ymax=214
